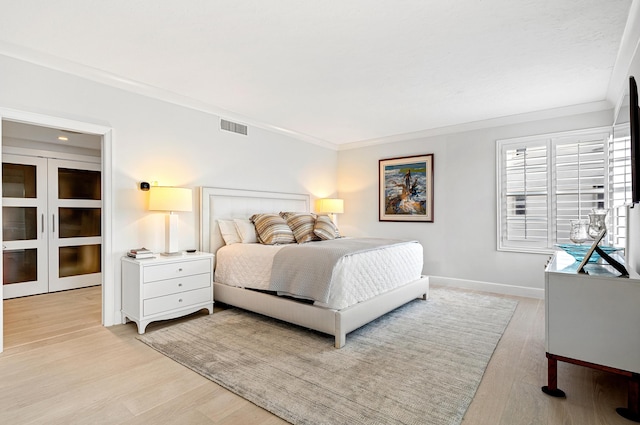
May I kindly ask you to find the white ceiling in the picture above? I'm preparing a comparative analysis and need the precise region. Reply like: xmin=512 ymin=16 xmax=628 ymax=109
xmin=2 ymin=120 xmax=102 ymax=151
xmin=0 ymin=0 xmax=636 ymax=148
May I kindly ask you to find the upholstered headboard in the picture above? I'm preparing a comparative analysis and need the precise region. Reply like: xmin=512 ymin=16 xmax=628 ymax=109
xmin=199 ymin=187 xmax=310 ymax=254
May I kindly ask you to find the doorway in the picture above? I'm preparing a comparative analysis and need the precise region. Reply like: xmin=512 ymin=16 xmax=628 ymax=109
xmin=0 ymin=110 xmax=114 ymax=353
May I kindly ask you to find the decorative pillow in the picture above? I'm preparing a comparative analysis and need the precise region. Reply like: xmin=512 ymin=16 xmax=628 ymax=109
xmin=279 ymin=211 xmax=307 ymax=217
xmin=280 ymin=212 xmax=319 ymax=243
xmin=217 ymin=219 xmax=241 ymax=245
xmin=250 ymin=213 xmax=296 ymax=245
xmin=233 ymin=218 xmax=258 ymax=244
xmin=314 ymin=215 xmax=340 ymax=240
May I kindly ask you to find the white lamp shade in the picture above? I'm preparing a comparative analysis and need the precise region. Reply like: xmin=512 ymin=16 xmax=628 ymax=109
xmin=149 ymin=187 xmax=193 ymax=212
xmin=316 ymin=198 xmax=344 ymax=214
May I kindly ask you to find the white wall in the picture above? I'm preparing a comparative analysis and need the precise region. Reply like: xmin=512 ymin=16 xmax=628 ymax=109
xmin=338 ymin=110 xmax=614 ymax=297
xmin=0 ymin=54 xmax=338 ymax=324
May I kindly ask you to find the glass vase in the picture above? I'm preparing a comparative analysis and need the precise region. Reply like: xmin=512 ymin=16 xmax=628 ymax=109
xmin=569 ymin=219 xmax=589 ymax=245
xmin=588 ymin=208 xmax=608 ymax=239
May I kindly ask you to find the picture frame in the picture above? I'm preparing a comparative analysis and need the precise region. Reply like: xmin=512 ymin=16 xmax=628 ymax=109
xmin=379 ymin=154 xmax=434 ymax=222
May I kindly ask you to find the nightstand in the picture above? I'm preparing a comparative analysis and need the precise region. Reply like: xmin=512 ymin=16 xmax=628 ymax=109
xmin=121 ymin=251 xmax=214 ymax=334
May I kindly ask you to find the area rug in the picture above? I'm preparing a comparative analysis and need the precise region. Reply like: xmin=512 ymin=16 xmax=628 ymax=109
xmin=138 ymin=287 xmax=517 ymax=425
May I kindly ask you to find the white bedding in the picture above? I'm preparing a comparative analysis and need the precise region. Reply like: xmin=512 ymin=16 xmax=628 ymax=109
xmin=214 ymin=239 xmax=423 ymax=310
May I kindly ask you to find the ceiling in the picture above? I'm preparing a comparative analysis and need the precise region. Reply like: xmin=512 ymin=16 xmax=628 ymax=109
xmin=2 ymin=120 xmax=102 ymax=151
xmin=0 ymin=1 xmax=636 ymax=148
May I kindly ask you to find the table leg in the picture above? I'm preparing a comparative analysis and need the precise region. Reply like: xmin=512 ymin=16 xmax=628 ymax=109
xmin=542 ymin=353 xmax=566 ymax=397
xmin=616 ymin=374 xmax=640 ymax=423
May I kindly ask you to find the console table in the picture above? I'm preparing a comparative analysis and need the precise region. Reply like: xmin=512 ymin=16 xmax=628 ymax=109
xmin=543 ymin=251 xmax=640 ymax=422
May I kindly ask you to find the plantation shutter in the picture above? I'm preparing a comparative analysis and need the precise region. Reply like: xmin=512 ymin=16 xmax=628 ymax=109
xmin=609 ymin=124 xmax=633 ymax=247
xmin=553 ymin=132 xmax=608 ymax=244
xmin=499 ymin=140 xmax=549 ymax=251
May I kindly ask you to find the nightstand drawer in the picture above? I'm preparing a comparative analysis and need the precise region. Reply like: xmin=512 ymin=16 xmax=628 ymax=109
xmin=143 ymin=258 xmax=211 ymax=283
xmin=143 ymin=273 xmax=211 ymax=299
xmin=144 ymin=287 xmax=212 ymax=316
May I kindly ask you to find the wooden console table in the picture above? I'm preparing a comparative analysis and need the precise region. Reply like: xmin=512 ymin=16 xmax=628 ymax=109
xmin=543 ymin=251 xmax=640 ymax=422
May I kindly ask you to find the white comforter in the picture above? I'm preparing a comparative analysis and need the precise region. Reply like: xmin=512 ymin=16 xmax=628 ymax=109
xmin=214 ymin=239 xmax=423 ymax=310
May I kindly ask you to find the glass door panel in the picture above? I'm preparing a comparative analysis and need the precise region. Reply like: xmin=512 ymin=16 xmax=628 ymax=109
xmin=59 ymin=244 xmax=101 ymax=278
xmin=2 ymin=154 xmax=48 ymax=299
xmin=3 ymin=249 xmax=38 ymax=284
xmin=3 ymin=163 xmax=37 ymax=198
xmin=58 ymin=208 xmax=101 ymax=238
xmin=58 ymin=168 xmax=101 ymax=200
xmin=48 ymin=159 xmax=102 ymax=292
xmin=2 ymin=207 xmax=37 ymax=240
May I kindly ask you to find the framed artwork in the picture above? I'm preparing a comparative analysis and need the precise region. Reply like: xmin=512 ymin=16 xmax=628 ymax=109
xmin=379 ymin=154 xmax=434 ymax=222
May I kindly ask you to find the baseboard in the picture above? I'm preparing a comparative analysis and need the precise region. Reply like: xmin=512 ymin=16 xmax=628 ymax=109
xmin=430 ymin=276 xmax=544 ymax=299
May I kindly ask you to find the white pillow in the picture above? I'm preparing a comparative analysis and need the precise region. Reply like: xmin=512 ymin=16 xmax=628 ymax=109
xmin=218 ymin=219 xmax=241 ymax=245
xmin=234 ymin=218 xmax=258 ymax=243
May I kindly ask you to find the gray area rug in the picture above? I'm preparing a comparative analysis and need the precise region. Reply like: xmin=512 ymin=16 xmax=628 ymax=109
xmin=138 ymin=287 xmax=517 ymax=425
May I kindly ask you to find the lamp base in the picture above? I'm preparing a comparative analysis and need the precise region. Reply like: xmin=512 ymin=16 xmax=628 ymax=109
xmin=164 ymin=213 xmax=181 ymax=256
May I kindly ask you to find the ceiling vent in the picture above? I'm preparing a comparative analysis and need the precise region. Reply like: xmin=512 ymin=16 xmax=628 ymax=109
xmin=220 ymin=119 xmax=248 ymax=136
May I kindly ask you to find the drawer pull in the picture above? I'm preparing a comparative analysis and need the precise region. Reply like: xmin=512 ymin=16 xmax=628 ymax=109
xmin=178 ymin=283 xmax=183 ymax=287
xmin=178 ymin=268 xmax=183 ymax=272
xmin=178 ymin=298 xmax=183 ymax=303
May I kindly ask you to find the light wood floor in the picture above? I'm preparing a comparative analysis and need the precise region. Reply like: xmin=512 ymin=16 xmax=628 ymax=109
xmin=0 ymin=285 xmax=632 ymax=424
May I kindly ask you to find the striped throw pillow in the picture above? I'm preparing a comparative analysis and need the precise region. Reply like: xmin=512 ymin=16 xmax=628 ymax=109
xmin=250 ymin=213 xmax=296 ymax=245
xmin=280 ymin=212 xmax=319 ymax=243
xmin=313 ymin=215 xmax=340 ymax=240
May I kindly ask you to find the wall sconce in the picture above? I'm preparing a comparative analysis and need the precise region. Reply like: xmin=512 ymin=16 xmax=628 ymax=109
xmin=148 ymin=186 xmax=193 ymax=255
xmin=316 ymin=198 xmax=344 ymax=224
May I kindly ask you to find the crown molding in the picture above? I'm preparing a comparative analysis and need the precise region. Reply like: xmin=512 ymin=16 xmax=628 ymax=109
xmin=338 ymin=100 xmax=614 ymax=151
xmin=0 ymin=40 xmax=620 ymax=153
xmin=0 ymin=41 xmax=339 ymax=151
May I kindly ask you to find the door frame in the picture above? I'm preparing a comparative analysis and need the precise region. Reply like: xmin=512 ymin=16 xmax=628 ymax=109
xmin=0 ymin=108 xmax=114 ymax=353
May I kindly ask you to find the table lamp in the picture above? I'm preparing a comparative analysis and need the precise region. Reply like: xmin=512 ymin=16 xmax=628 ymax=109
xmin=316 ymin=198 xmax=344 ymax=225
xmin=149 ymin=186 xmax=193 ymax=255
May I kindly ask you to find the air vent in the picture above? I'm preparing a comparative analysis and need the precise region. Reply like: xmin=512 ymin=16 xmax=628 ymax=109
xmin=220 ymin=119 xmax=248 ymax=135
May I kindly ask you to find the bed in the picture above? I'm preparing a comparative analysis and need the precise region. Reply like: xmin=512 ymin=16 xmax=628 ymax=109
xmin=200 ymin=187 xmax=429 ymax=348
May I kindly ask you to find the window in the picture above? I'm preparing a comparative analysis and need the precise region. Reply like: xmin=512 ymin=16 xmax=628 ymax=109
xmin=609 ymin=125 xmax=633 ymax=247
xmin=497 ymin=126 xmax=632 ymax=253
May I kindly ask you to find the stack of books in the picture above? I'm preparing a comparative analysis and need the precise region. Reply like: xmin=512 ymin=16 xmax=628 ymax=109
xmin=127 ymin=247 xmax=154 ymax=259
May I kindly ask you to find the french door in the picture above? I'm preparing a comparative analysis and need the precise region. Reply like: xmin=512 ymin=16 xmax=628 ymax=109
xmin=2 ymin=155 xmax=48 ymax=298
xmin=2 ymin=154 xmax=102 ymax=299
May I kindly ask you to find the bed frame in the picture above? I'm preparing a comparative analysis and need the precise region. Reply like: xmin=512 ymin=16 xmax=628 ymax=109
xmin=200 ymin=187 xmax=429 ymax=348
